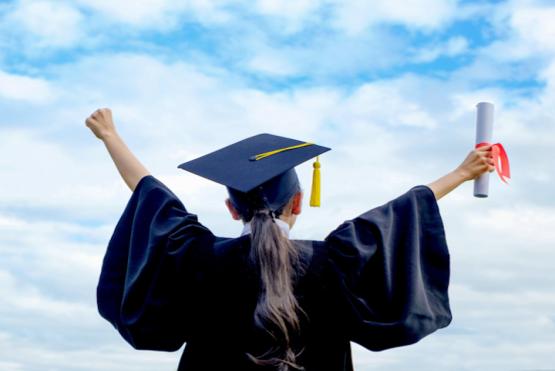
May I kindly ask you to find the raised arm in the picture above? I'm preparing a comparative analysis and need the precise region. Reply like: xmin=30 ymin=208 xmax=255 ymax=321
xmin=85 ymin=108 xmax=150 ymax=191
xmin=427 ymin=145 xmax=495 ymax=201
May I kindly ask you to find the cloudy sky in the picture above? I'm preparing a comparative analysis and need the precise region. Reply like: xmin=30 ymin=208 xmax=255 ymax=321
xmin=1 ymin=0 xmax=554 ymax=370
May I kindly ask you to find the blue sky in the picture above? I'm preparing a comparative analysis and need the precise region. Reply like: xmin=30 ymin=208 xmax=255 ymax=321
xmin=1 ymin=0 xmax=554 ymax=370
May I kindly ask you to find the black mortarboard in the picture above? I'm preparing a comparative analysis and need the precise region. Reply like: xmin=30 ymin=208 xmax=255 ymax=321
xmin=177 ymin=133 xmax=330 ymax=214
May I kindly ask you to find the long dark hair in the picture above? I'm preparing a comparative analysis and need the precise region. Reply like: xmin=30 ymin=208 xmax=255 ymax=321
xmin=243 ymin=199 xmax=305 ymax=371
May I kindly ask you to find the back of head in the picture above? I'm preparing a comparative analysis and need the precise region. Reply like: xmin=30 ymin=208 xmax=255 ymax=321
xmin=227 ymin=168 xmax=300 ymax=222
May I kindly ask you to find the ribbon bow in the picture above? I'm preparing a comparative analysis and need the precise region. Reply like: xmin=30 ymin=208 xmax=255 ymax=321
xmin=476 ymin=142 xmax=511 ymax=184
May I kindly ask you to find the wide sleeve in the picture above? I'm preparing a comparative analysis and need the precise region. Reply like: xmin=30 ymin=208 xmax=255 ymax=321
xmin=96 ymin=175 xmax=215 ymax=351
xmin=324 ymin=185 xmax=451 ymax=351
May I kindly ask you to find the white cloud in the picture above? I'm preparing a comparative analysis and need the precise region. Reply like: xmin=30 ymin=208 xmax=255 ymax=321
xmin=241 ymin=29 xmax=408 ymax=79
xmin=510 ymin=3 xmax=555 ymax=55
xmin=330 ymin=0 xmax=458 ymax=36
xmin=467 ymin=1 xmax=555 ymax=73
xmin=0 ymin=70 xmax=58 ymax=103
xmin=255 ymin=0 xmax=319 ymax=19
xmin=64 ymin=0 xmax=462 ymax=36
xmin=253 ymin=0 xmax=320 ymax=33
xmin=74 ymin=0 xmax=232 ymax=28
xmin=0 ymin=270 xmax=93 ymax=319
xmin=247 ymin=51 xmax=299 ymax=76
xmin=4 ymin=0 xmax=84 ymax=49
xmin=76 ymin=0 xmax=177 ymax=25
xmin=341 ymin=81 xmax=439 ymax=129
xmin=467 ymin=205 xmax=555 ymax=246
xmin=413 ymin=36 xmax=469 ymax=63
xmin=0 ymin=128 xmax=129 ymax=220
xmin=0 ymin=330 xmax=180 ymax=371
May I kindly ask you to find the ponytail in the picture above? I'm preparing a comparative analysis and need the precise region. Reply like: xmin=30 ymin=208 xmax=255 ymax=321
xmin=246 ymin=209 xmax=304 ymax=371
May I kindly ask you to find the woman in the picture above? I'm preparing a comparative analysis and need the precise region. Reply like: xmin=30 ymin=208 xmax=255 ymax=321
xmin=86 ymin=108 xmax=495 ymax=371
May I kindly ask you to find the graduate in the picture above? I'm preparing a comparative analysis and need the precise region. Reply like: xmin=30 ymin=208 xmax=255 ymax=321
xmin=86 ymin=108 xmax=495 ymax=371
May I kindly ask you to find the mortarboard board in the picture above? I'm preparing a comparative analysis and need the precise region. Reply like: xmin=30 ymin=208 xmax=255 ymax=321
xmin=177 ymin=133 xmax=330 ymax=213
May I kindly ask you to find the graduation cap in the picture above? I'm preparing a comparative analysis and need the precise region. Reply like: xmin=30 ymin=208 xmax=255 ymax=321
xmin=178 ymin=133 xmax=330 ymax=215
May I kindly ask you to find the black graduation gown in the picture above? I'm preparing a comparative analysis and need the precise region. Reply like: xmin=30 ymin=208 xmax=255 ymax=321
xmin=97 ymin=175 xmax=451 ymax=371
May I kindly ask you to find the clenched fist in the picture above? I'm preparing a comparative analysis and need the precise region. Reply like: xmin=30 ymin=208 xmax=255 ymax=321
xmin=85 ymin=108 xmax=117 ymax=141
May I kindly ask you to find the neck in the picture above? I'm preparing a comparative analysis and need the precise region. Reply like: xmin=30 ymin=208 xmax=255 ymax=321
xmin=241 ymin=218 xmax=290 ymax=237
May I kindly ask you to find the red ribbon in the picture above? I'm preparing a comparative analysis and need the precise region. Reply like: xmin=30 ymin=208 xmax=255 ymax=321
xmin=476 ymin=142 xmax=511 ymax=184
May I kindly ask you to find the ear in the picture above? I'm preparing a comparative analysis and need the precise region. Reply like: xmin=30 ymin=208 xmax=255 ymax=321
xmin=291 ymin=192 xmax=303 ymax=215
xmin=225 ymin=198 xmax=242 ymax=221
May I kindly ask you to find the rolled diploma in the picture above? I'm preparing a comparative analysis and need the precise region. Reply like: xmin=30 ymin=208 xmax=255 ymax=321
xmin=473 ymin=102 xmax=494 ymax=198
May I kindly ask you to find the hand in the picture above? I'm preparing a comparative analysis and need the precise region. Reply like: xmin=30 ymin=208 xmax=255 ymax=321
xmin=455 ymin=146 xmax=496 ymax=181
xmin=85 ymin=108 xmax=117 ymax=141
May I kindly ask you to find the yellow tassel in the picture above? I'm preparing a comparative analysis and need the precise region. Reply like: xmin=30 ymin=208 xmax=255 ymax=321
xmin=250 ymin=142 xmax=314 ymax=161
xmin=310 ymin=156 xmax=321 ymax=207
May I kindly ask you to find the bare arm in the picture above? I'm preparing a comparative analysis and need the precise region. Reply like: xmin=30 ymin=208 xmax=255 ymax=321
xmin=85 ymin=108 xmax=150 ymax=191
xmin=427 ymin=145 xmax=495 ymax=201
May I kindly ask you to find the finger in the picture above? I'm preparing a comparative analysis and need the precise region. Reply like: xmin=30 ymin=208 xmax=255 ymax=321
xmin=101 ymin=108 xmax=112 ymax=119
xmin=482 ymin=154 xmax=494 ymax=162
xmin=479 ymin=155 xmax=494 ymax=165
xmin=85 ymin=117 xmax=99 ymax=126
xmin=476 ymin=145 xmax=492 ymax=152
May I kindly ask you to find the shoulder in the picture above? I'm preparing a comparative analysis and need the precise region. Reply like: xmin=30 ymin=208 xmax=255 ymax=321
xmin=133 ymin=175 xmax=182 ymax=203
xmin=291 ymin=239 xmax=331 ymax=284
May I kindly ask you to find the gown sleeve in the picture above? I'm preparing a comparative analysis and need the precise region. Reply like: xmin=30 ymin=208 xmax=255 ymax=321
xmin=324 ymin=185 xmax=451 ymax=351
xmin=96 ymin=175 xmax=215 ymax=351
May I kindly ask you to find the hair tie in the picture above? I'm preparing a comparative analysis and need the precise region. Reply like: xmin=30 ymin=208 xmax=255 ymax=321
xmin=268 ymin=210 xmax=277 ymax=223
xmin=253 ymin=209 xmax=277 ymax=223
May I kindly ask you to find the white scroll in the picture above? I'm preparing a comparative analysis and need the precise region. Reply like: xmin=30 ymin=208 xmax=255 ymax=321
xmin=473 ymin=102 xmax=494 ymax=198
